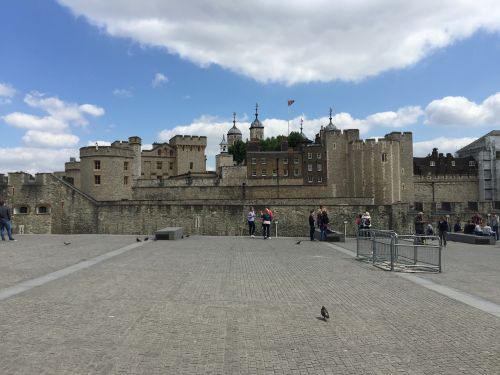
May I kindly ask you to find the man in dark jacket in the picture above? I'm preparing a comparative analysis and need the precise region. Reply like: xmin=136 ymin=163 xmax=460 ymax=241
xmin=309 ymin=210 xmax=316 ymax=241
xmin=0 ymin=200 xmax=15 ymax=241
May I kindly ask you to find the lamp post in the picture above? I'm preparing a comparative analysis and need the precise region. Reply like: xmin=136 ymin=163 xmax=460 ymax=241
xmin=344 ymin=220 xmax=348 ymax=239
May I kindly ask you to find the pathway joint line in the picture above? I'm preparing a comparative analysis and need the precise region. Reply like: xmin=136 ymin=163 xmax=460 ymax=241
xmin=0 ymin=241 xmax=146 ymax=302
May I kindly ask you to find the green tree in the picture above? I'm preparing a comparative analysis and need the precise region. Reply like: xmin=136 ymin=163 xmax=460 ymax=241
xmin=228 ymin=140 xmax=247 ymax=165
xmin=287 ymin=131 xmax=306 ymax=148
xmin=260 ymin=135 xmax=288 ymax=151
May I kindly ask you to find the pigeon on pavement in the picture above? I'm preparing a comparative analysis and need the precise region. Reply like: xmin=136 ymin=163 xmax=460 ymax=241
xmin=296 ymin=240 xmax=301 ymax=245
xmin=321 ymin=306 xmax=329 ymax=321
xmin=63 ymin=241 xmax=71 ymax=245
xmin=136 ymin=237 xmax=141 ymax=242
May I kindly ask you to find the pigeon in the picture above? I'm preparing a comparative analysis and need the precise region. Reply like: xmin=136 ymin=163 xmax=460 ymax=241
xmin=63 ymin=241 xmax=71 ymax=246
xmin=136 ymin=237 xmax=141 ymax=242
xmin=185 ymin=234 xmax=190 ymax=238
xmin=144 ymin=237 xmax=149 ymax=241
xmin=321 ymin=306 xmax=329 ymax=321
xmin=296 ymin=240 xmax=301 ymax=245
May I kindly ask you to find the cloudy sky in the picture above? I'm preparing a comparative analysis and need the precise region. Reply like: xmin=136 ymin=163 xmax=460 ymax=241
xmin=1 ymin=0 xmax=500 ymax=174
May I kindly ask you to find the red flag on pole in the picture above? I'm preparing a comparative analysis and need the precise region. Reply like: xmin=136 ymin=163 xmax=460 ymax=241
xmin=287 ymin=99 xmax=295 ymax=106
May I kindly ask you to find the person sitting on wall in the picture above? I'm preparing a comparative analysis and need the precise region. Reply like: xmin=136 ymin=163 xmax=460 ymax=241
xmin=474 ymin=222 xmax=484 ymax=236
xmin=482 ymin=223 xmax=495 ymax=237
xmin=426 ymin=223 xmax=434 ymax=236
xmin=463 ymin=220 xmax=475 ymax=234
xmin=453 ymin=219 xmax=462 ymax=233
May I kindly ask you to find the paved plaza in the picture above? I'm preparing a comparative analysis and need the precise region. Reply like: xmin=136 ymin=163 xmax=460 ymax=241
xmin=1 ymin=234 xmax=499 ymax=374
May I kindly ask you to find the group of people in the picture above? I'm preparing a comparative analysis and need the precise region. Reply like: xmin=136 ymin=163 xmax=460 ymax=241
xmin=415 ymin=211 xmax=500 ymax=247
xmin=247 ymin=206 xmax=273 ymax=239
xmin=414 ymin=212 xmax=450 ymax=246
xmin=355 ymin=211 xmax=372 ymax=234
xmin=0 ymin=200 xmax=16 ymax=241
xmin=460 ymin=213 xmax=498 ymax=239
xmin=308 ymin=206 xmax=330 ymax=241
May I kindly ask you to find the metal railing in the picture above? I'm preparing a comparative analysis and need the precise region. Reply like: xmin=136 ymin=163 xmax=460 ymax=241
xmin=357 ymin=229 xmax=441 ymax=273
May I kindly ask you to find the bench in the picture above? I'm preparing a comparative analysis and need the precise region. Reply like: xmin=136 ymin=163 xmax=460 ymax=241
xmin=447 ymin=232 xmax=496 ymax=245
xmin=314 ymin=228 xmax=345 ymax=242
xmin=155 ymin=227 xmax=183 ymax=240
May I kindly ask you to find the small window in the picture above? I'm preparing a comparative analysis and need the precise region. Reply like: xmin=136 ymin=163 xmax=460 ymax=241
xmin=294 ymin=168 xmax=299 ymax=176
xmin=36 ymin=206 xmax=50 ymax=214
xmin=401 ymin=168 xmax=405 ymax=175
xmin=190 ymin=162 xmax=193 ymax=170
xmin=469 ymin=161 xmax=475 ymax=166
xmin=262 ymin=169 xmax=267 ymax=176
xmin=308 ymin=164 xmax=313 ymax=172
xmin=317 ymin=163 xmax=322 ymax=172
xmin=261 ymin=158 xmax=267 ymax=164
xmin=402 ymin=183 xmax=406 ymax=190
xmin=124 ymin=176 xmax=129 ymax=185
xmin=157 ymin=161 xmax=162 ymax=170
xmin=94 ymin=175 xmax=101 ymax=185
xmin=430 ymin=161 xmax=436 ymax=167
xmin=451 ymin=161 xmax=456 ymax=167
xmin=14 ymin=206 xmax=29 ymax=215
xmin=284 ymin=169 xmax=289 ymax=176
xmin=316 ymin=153 xmax=321 ymax=159
xmin=169 ymin=162 xmax=173 ymax=170
xmin=308 ymin=153 xmax=313 ymax=159
xmin=468 ymin=201 xmax=478 ymax=211
xmin=308 ymin=176 xmax=313 ymax=183
xmin=414 ymin=202 xmax=423 ymax=212
xmin=94 ymin=160 xmax=101 ymax=170
xmin=170 ymin=150 xmax=174 ymax=156
xmin=283 ymin=158 xmax=288 ymax=165
xmin=293 ymin=157 xmax=299 ymax=164
xmin=333 ymin=143 xmax=336 ymax=149
xmin=157 ymin=150 xmax=162 ymax=156
xmin=157 ymin=176 xmax=162 ymax=182
xmin=317 ymin=177 xmax=323 ymax=183
xmin=252 ymin=170 xmax=257 ymax=177
xmin=251 ymin=158 xmax=256 ymax=165
xmin=441 ymin=202 xmax=451 ymax=211
xmin=124 ymin=161 xmax=128 ymax=171
xmin=382 ymin=153 xmax=388 ymax=162
xmin=272 ymin=169 xmax=277 ymax=176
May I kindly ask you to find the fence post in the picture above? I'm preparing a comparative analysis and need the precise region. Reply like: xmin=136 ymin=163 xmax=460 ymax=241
xmin=371 ymin=230 xmax=376 ymax=264
xmin=390 ymin=233 xmax=397 ymax=271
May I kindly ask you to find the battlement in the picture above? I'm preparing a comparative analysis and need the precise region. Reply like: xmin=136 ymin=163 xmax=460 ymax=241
xmin=80 ymin=146 xmax=135 ymax=158
xmin=169 ymin=135 xmax=207 ymax=146
xmin=385 ymin=131 xmax=413 ymax=141
xmin=7 ymin=172 xmax=52 ymax=186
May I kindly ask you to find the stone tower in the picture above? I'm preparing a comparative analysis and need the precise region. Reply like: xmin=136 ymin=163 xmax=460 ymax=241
xmin=249 ymin=103 xmax=264 ymax=142
xmin=227 ymin=112 xmax=242 ymax=147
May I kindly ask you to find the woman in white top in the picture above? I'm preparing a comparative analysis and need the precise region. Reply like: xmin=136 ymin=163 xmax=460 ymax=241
xmin=247 ymin=207 xmax=256 ymax=237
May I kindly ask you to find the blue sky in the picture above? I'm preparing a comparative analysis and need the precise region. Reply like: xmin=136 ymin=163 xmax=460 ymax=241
xmin=1 ymin=0 xmax=500 ymax=173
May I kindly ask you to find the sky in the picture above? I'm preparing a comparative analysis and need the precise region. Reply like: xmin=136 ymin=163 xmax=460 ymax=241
xmin=1 ymin=0 xmax=500 ymax=174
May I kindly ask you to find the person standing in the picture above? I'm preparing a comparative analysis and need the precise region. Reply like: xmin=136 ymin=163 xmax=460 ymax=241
xmin=309 ymin=210 xmax=316 ymax=241
xmin=247 ymin=206 xmax=256 ymax=237
xmin=261 ymin=207 xmax=272 ymax=239
xmin=320 ymin=207 xmax=329 ymax=241
xmin=0 ymin=200 xmax=16 ymax=241
xmin=415 ymin=212 xmax=425 ymax=243
xmin=490 ymin=213 xmax=499 ymax=240
xmin=437 ymin=216 xmax=449 ymax=247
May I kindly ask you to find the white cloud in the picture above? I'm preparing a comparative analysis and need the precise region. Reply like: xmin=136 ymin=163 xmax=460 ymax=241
xmin=2 ymin=112 xmax=68 ymax=132
xmin=0 ymin=83 xmax=16 ymax=104
xmin=425 ymin=92 xmax=500 ymax=126
xmin=2 ymin=92 xmax=105 ymax=149
xmin=0 ymin=147 xmax=78 ymax=175
xmin=152 ymin=72 xmax=168 ymax=87
xmin=24 ymin=92 xmax=104 ymax=126
xmin=367 ymin=106 xmax=424 ymax=128
xmin=113 ymin=88 xmax=133 ymax=97
xmin=22 ymin=131 xmax=80 ymax=148
xmin=413 ymin=137 xmax=477 ymax=157
xmin=56 ymin=0 xmax=500 ymax=84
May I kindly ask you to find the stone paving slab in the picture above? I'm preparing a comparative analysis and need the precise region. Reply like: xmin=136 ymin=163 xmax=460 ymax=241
xmin=0 ymin=235 xmax=499 ymax=374
xmin=340 ymin=237 xmax=500 ymax=305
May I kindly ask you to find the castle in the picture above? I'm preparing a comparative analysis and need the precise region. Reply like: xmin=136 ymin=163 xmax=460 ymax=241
xmin=0 ymin=107 xmax=496 ymax=236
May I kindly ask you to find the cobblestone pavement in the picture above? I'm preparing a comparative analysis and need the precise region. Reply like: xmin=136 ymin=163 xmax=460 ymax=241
xmin=0 ymin=235 xmax=499 ymax=374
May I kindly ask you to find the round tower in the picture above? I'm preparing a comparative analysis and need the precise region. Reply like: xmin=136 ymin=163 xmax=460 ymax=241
xmin=128 ymin=136 xmax=142 ymax=180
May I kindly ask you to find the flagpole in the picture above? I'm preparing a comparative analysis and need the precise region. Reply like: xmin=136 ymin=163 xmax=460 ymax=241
xmin=287 ymin=104 xmax=290 ymax=137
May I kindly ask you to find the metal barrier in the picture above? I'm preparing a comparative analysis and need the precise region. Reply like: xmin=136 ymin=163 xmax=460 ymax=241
xmin=357 ymin=229 xmax=441 ymax=273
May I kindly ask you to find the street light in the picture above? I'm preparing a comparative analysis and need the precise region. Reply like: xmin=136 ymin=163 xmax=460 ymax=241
xmin=344 ymin=220 xmax=348 ymax=239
